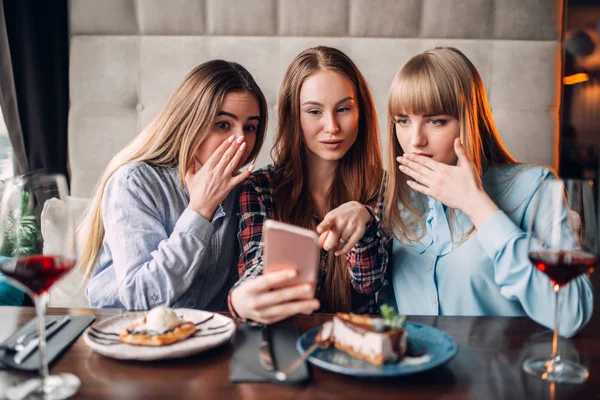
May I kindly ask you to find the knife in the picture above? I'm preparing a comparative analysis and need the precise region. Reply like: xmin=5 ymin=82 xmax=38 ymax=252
xmin=258 ymin=326 xmax=277 ymax=371
xmin=0 ymin=319 xmax=57 ymax=352
xmin=14 ymin=316 xmax=71 ymax=365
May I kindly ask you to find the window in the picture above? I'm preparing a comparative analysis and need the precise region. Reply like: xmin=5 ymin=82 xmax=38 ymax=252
xmin=0 ymin=106 xmax=14 ymax=180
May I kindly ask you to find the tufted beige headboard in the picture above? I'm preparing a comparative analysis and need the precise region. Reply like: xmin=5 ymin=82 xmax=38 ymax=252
xmin=69 ymin=0 xmax=564 ymax=198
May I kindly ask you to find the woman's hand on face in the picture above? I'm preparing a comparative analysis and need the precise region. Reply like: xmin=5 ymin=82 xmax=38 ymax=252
xmin=397 ymin=138 xmax=499 ymax=228
xmin=316 ymin=201 xmax=372 ymax=256
xmin=186 ymin=135 xmax=254 ymax=221
xmin=230 ymin=269 xmax=320 ymax=325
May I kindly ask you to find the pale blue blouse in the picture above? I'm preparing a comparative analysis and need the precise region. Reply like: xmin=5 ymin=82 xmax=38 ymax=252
xmin=391 ymin=165 xmax=594 ymax=337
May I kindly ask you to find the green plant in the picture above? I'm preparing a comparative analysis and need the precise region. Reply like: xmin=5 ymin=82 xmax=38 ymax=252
xmin=0 ymin=190 xmax=41 ymax=257
xmin=379 ymin=304 xmax=406 ymax=329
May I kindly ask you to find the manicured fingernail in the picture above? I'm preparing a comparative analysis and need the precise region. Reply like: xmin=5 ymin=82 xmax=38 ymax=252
xmin=304 ymin=285 xmax=312 ymax=293
xmin=399 ymin=165 xmax=405 ymax=172
xmin=247 ymin=164 xmax=254 ymax=172
xmin=236 ymin=136 xmax=244 ymax=143
xmin=239 ymin=142 xmax=247 ymax=150
xmin=286 ymin=270 xmax=297 ymax=278
xmin=227 ymin=135 xmax=235 ymax=143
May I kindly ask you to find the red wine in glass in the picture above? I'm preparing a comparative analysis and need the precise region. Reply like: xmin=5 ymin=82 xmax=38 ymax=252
xmin=523 ymin=177 xmax=597 ymax=384
xmin=0 ymin=255 xmax=75 ymax=295
xmin=0 ymin=173 xmax=81 ymax=400
xmin=529 ymin=250 xmax=596 ymax=287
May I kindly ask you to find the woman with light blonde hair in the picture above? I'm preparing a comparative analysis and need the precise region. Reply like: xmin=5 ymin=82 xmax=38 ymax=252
xmin=386 ymin=47 xmax=592 ymax=337
xmin=229 ymin=46 xmax=388 ymax=325
xmin=81 ymin=60 xmax=268 ymax=310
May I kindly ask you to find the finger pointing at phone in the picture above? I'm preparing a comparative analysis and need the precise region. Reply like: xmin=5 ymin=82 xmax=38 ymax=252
xmin=186 ymin=135 xmax=254 ymax=221
xmin=316 ymin=201 xmax=372 ymax=256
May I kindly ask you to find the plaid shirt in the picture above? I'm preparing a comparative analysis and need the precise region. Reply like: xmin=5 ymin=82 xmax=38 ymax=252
xmin=231 ymin=165 xmax=389 ymax=317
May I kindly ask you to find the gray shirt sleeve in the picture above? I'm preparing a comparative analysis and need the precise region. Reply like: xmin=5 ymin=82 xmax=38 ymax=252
xmin=102 ymin=167 xmax=214 ymax=309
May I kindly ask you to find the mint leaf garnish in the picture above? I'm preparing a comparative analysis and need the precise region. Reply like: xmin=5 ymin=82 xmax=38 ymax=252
xmin=379 ymin=304 xmax=406 ymax=329
xmin=380 ymin=304 xmax=395 ymax=320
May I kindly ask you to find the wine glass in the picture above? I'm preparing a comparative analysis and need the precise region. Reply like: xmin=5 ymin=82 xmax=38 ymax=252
xmin=523 ymin=178 xmax=596 ymax=383
xmin=0 ymin=172 xmax=80 ymax=399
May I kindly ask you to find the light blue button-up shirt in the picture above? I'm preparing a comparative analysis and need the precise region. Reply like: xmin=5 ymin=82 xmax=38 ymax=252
xmin=86 ymin=162 xmax=240 ymax=311
xmin=391 ymin=165 xmax=594 ymax=337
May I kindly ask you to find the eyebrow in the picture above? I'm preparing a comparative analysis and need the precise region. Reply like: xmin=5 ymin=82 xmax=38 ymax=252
xmin=395 ymin=113 xmax=444 ymax=118
xmin=301 ymin=96 xmax=355 ymax=107
xmin=217 ymin=111 xmax=260 ymax=122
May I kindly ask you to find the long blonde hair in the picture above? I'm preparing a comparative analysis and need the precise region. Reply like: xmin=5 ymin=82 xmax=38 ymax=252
xmin=79 ymin=60 xmax=268 ymax=277
xmin=384 ymin=47 xmax=516 ymax=242
xmin=272 ymin=46 xmax=384 ymax=312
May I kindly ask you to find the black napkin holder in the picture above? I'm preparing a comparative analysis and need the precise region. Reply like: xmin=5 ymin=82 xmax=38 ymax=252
xmin=0 ymin=314 xmax=95 ymax=372
xmin=230 ymin=318 xmax=310 ymax=384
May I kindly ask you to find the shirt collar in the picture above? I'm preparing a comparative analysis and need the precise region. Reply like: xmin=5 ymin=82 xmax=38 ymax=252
xmin=399 ymin=196 xmax=454 ymax=256
xmin=213 ymin=203 xmax=226 ymax=221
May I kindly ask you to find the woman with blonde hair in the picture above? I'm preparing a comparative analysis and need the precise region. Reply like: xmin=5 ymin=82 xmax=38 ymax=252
xmin=229 ymin=46 xmax=388 ymax=325
xmin=81 ymin=60 xmax=268 ymax=310
xmin=386 ymin=47 xmax=592 ymax=337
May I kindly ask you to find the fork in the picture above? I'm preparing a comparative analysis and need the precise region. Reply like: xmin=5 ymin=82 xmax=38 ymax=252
xmin=0 ymin=319 xmax=58 ymax=353
xmin=258 ymin=326 xmax=277 ymax=371
xmin=275 ymin=338 xmax=331 ymax=381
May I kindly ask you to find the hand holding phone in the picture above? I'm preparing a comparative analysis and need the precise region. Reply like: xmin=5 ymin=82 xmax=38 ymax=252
xmin=230 ymin=220 xmax=321 ymax=324
xmin=230 ymin=269 xmax=320 ymax=325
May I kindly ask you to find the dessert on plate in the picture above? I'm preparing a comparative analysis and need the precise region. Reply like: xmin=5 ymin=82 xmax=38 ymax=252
xmin=316 ymin=305 xmax=407 ymax=365
xmin=119 ymin=306 xmax=196 ymax=346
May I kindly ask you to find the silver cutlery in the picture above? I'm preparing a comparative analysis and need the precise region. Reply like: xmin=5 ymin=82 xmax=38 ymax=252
xmin=275 ymin=339 xmax=330 ymax=381
xmin=0 ymin=319 xmax=58 ymax=353
xmin=258 ymin=326 xmax=277 ymax=372
xmin=14 ymin=316 xmax=71 ymax=364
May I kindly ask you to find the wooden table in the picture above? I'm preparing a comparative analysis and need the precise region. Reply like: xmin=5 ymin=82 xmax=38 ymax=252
xmin=0 ymin=306 xmax=598 ymax=399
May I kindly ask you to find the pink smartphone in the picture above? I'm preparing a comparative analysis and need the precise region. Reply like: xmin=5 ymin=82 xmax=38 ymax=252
xmin=263 ymin=219 xmax=320 ymax=288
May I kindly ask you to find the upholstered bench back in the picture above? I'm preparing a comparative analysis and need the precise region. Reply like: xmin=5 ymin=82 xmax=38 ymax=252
xmin=50 ymin=0 xmax=564 ymax=308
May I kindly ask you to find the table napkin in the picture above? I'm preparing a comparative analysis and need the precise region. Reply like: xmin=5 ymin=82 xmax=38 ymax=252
xmin=0 ymin=314 xmax=95 ymax=372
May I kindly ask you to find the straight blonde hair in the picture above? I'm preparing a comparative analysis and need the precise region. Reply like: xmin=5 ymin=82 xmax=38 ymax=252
xmin=385 ymin=47 xmax=516 ymax=242
xmin=79 ymin=60 xmax=268 ymax=277
xmin=272 ymin=46 xmax=384 ymax=312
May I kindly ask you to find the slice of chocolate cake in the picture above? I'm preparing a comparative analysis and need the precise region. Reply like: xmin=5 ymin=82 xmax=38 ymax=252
xmin=316 ymin=312 xmax=407 ymax=365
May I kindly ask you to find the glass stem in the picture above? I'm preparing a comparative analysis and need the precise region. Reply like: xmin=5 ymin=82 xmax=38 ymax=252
xmin=34 ymin=292 xmax=50 ymax=389
xmin=550 ymin=284 xmax=561 ymax=367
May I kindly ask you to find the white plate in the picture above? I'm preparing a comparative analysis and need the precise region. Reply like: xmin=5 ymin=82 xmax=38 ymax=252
xmin=83 ymin=309 xmax=235 ymax=361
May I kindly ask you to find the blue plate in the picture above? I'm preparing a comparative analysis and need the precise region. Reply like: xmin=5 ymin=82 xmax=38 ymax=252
xmin=297 ymin=321 xmax=458 ymax=377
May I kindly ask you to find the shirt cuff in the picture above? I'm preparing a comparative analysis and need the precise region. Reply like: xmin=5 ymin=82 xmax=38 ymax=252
xmin=173 ymin=208 xmax=214 ymax=244
xmin=227 ymin=291 xmax=243 ymax=322
xmin=357 ymin=205 xmax=377 ymax=246
xmin=475 ymin=210 xmax=521 ymax=260
xmin=227 ymin=290 xmax=263 ymax=327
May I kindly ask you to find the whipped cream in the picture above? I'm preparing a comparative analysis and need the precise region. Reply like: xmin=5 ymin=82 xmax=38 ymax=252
xmin=320 ymin=321 xmax=333 ymax=341
xmin=144 ymin=307 xmax=181 ymax=333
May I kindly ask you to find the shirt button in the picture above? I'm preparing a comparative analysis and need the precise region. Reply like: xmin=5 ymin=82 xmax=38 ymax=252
xmin=187 ymin=301 xmax=196 ymax=308
xmin=150 ymin=294 xmax=158 ymax=302
xmin=431 ymin=297 xmax=437 ymax=305
xmin=428 ymin=263 xmax=433 ymax=270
